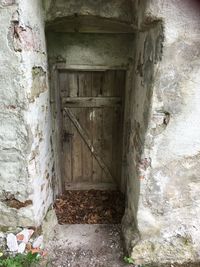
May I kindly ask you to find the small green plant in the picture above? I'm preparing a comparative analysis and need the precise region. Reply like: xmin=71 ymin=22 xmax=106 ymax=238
xmin=123 ymin=256 xmax=135 ymax=264
xmin=0 ymin=252 xmax=40 ymax=267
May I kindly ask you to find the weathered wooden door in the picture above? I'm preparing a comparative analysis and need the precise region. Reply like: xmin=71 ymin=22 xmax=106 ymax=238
xmin=59 ymin=70 xmax=125 ymax=190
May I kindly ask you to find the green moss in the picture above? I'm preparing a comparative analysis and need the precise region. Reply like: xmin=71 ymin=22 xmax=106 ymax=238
xmin=0 ymin=227 xmax=9 ymax=233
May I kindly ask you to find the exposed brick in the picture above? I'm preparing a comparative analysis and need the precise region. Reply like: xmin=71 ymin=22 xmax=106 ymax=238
xmin=13 ymin=25 xmax=37 ymax=52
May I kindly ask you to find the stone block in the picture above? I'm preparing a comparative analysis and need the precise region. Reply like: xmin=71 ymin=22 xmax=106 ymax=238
xmin=42 ymin=209 xmax=58 ymax=244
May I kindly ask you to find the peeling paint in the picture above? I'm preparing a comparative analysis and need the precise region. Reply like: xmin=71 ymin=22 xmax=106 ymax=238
xmin=29 ymin=66 xmax=47 ymax=102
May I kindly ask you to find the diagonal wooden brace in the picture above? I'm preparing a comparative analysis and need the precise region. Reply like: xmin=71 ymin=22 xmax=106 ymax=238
xmin=64 ymin=107 xmax=114 ymax=182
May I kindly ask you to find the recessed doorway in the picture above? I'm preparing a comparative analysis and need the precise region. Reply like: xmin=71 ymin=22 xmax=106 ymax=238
xmin=47 ymin=30 xmax=134 ymax=226
xmin=53 ymin=68 xmax=126 ymax=224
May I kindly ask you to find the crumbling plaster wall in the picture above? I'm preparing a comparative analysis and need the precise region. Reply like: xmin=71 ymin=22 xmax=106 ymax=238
xmin=122 ymin=18 xmax=163 ymax=253
xmin=0 ymin=0 xmax=53 ymax=228
xmin=127 ymin=0 xmax=200 ymax=265
xmin=47 ymin=33 xmax=135 ymax=66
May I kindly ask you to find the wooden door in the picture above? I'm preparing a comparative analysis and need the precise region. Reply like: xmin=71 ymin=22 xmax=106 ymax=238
xmin=59 ymin=70 xmax=125 ymax=190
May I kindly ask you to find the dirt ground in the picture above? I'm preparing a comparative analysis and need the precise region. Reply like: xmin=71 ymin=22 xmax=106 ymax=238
xmin=46 ymin=224 xmax=129 ymax=267
xmin=46 ymin=224 xmax=200 ymax=267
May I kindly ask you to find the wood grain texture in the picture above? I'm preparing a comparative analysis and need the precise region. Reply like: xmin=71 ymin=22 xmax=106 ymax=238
xmin=64 ymin=108 xmax=113 ymax=181
xmin=62 ymin=97 xmax=122 ymax=107
xmin=59 ymin=70 xmax=125 ymax=189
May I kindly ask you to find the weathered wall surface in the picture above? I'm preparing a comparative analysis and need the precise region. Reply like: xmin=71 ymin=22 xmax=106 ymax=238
xmin=0 ymin=0 xmax=53 ymax=228
xmin=43 ymin=0 xmax=147 ymax=33
xmin=47 ymin=33 xmax=135 ymax=67
xmin=43 ymin=0 xmax=133 ymax=24
xmin=122 ymin=19 xmax=163 ymax=257
xmin=128 ymin=0 xmax=200 ymax=265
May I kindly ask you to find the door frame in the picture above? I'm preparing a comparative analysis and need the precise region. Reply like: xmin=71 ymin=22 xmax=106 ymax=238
xmin=50 ymin=63 xmax=132 ymax=196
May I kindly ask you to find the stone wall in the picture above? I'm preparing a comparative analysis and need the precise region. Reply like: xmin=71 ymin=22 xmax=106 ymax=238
xmin=128 ymin=0 xmax=200 ymax=265
xmin=122 ymin=18 xmax=164 ymax=258
xmin=0 ymin=0 xmax=53 ymax=228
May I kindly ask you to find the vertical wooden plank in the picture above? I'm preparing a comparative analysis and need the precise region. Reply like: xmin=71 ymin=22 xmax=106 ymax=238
xmin=67 ymin=72 xmax=79 ymax=97
xmin=112 ymin=71 xmax=125 ymax=185
xmin=62 ymin=112 xmax=72 ymax=184
xmin=92 ymin=72 xmax=104 ymax=96
xmin=102 ymin=70 xmax=115 ymax=96
xmin=115 ymin=70 xmax=126 ymax=97
xmin=92 ymin=72 xmax=104 ymax=182
xmin=66 ymin=72 xmax=82 ymax=183
xmin=78 ymin=71 xmax=92 ymax=97
xmin=82 ymin=109 xmax=93 ymax=182
xmin=101 ymin=70 xmax=115 ymax=182
xmin=59 ymin=71 xmax=68 ymax=96
xmin=78 ymin=72 xmax=93 ymax=182
xmin=92 ymin=108 xmax=103 ymax=182
xmin=67 ymin=72 xmax=81 ymax=182
xmin=59 ymin=71 xmax=72 ymax=186
xmin=71 ymin=108 xmax=83 ymax=182
xmin=112 ymin=106 xmax=122 ymax=185
xmin=52 ymin=68 xmax=65 ymax=195
xmin=59 ymin=71 xmax=76 ymax=185
xmin=101 ymin=107 xmax=113 ymax=183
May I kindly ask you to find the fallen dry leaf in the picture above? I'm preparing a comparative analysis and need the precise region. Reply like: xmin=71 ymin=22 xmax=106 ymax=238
xmin=30 ymin=248 xmax=41 ymax=254
xmin=54 ymin=190 xmax=125 ymax=224
xmin=26 ymin=243 xmax=32 ymax=251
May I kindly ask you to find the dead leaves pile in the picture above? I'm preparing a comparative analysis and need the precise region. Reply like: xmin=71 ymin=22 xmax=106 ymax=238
xmin=54 ymin=190 xmax=125 ymax=224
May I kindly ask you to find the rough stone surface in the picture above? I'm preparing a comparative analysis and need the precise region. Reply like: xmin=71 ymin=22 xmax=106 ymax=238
xmin=122 ymin=18 xmax=164 ymax=258
xmin=42 ymin=209 xmax=58 ymax=244
xmin=126 ymin=0 xmax=200 ymax=265
xmin=0 ymin=0 xmax=53 ymax=227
